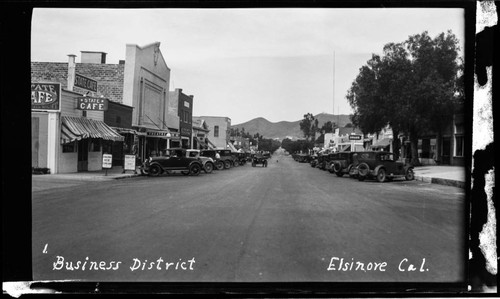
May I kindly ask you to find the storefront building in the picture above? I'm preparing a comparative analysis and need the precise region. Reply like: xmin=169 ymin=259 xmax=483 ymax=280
xmin=192 ymin=117 xmax=212 ymax=149
xmin=199 ymin=116 xmax=231 ymax=149
xmin=169 ymin=88 xmax=193 ymax=149
xmin=122 ymin=42 xmax=180 ymax=160
xmin=31 ymin=81 xmax=124 ymax=174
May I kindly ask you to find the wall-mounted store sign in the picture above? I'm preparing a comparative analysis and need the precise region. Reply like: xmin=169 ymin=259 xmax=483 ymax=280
xmin=349 ymin=134 xmax=362 ymax=141
xmin=74 ymin=73 xmax=98 ymax=92
xmin=31 ymin=82 xmax=61 ymax=111
xmin=76 ymin=97 xmax=108 ymax=111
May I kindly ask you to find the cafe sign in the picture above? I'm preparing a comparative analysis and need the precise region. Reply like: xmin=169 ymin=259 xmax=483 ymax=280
xmin=76 ymin=97 xmax=108 ymax=111
xmin=31 ymin=82 xmax=61 ymax=111
xmin=349 ymin=134 xmax=362 ymax=141
xmin=74 ymin=73 xmax=98 ymax=92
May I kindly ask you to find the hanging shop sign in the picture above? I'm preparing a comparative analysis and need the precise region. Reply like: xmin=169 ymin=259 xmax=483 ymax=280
xmin=74 ymin=73 xmax=98 ymax=92
xmin=31 ymin=82 xmax=61 ymax=111
xmin=76 ymin=97 xmax=109 ymax=111
xmin=349 ymin=134 xmax=362 ymax=141
xmin=102 ymin=154 xmax=113 ymax=169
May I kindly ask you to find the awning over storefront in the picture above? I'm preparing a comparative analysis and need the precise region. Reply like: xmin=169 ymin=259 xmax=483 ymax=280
xmin=227 ymin=142 xmax=238 ymax=152
xmin=61 ymin=116 xmax=124 ymax=144
xmin=112 ymin=127 xmax=138 ymax=135
xmin=195 ymin=137 xmax=208 ymax=149
xmin=206 ymin=138 xmax=216 ymax=149
xmin=371 ymin=138 xmax=392 ymax=149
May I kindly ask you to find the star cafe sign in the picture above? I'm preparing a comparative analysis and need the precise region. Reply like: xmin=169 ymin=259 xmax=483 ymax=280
xmin=31 ymin=82 xmax=61 ymax=111
xmin=76 ymin=96 xmax=109 ymax=111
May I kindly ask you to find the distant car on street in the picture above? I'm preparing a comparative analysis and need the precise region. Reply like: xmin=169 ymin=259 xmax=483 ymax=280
xmin=216 ymin=149 xmax=238 ymax=169
xmin=252 ymin=153 xmax=268 ymax=167
xmin=354 ymin=151 xmax=414 ymax=182
xmin=141 ymin=148 xmax=203 ymax=177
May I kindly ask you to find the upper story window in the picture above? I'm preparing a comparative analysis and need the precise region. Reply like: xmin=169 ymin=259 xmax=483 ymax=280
xmin=214 ymin=125 xmax=219 ymax=137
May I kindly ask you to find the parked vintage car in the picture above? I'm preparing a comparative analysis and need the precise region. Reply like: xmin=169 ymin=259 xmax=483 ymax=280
xmin=200 ymin=150 xmax=225 ymax=170
xmin=325 ymin=152 xmax=340 ymax=173
xmin=354 ymin=151 xmax=414 ymax=182
xmin=252 ymin=153 xmax=268 ymax=167
xmin=234 ymin=152 xmax=248 ymax=166
xmin=331 ymin=152 xmax=356 ymax=176
xmin=186 ymin=149 xmax=216 ymax=174
xmin=309 ymin=154 xmax=318 ymax=167
xmin=140 ymin=148 xmax=204 ymax=177
xmin=216 ymin=149 xmax=238 ymax=168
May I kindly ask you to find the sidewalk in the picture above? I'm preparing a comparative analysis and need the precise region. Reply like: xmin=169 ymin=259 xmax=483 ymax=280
xmin=413 ymin=165 xmax=466 ymax=189
xmin=32 ymin=166 xmax=141 ymax=182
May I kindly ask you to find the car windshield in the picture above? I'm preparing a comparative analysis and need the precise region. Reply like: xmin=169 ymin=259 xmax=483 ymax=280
xmin=187 ymin=151 xmax=198 ymax=158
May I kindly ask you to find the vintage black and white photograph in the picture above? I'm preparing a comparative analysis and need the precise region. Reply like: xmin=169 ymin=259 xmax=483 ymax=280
xmin=27 ymin=4 xmax=486 ymax=291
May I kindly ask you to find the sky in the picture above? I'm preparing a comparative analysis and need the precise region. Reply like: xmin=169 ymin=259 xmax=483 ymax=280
xmin=31 ymin=8 xmax=465 ymax=125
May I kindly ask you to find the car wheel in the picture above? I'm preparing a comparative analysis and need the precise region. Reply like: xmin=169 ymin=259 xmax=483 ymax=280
xmin=357 ymin=162 xmax=370 ymax=177
xmin=224 ymin=160 xmax=231 ymax=169
xmin=204 ymin=162 xmax=214 ymax=174
xmin=376 ymin=168 xmax=386 ymax=182
xmin=148 ymin=165 xmax=161 ymax=177
xmin=333 ymin=161 xmax=342 ymax=173
xmin=405 ymin=168 xmax=415 ymax=181
xmin=215 ymin=161 xmax=224 ymax=170
xmin=140 ymin=167 xmax=149 ymax=176
xmin=189 ymin=164 xmax=201 ymax=176
xmin=232 ymin=161 xmax=239 ymax=167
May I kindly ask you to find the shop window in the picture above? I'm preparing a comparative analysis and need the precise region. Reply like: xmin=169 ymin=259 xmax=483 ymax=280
xmin=214 ymin=126 xmax=219 ymax=137
xmin=62 ymin=141 xmax=76 ymax=153
xmin=89 ymin=139 xmax=101 ymax=152
xmin=455 ymin=135 xmax=464 ymax=157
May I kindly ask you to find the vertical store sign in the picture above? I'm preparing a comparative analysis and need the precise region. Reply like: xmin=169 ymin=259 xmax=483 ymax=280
xmin=31 ymin=82 xmax=61 ymax=111
xmin=102 ymin=154 xmax=113 ymax=169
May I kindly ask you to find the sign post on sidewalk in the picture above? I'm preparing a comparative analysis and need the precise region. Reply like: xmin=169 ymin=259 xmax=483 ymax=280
xmin=102 ymin=154 xmax=112 ymax=176
xmin=123 ymin=154 xmax=137 ymax=174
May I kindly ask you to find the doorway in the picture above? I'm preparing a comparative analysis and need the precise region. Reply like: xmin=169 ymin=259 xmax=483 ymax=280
xmin=77 ymin=139 xmax=89 ymax=172
xmin=441 ymin=137 xmax=451 ymax=165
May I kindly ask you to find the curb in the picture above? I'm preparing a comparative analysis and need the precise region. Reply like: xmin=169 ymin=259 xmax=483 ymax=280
xmin=414 ymin=175 xmax=465 ymax=189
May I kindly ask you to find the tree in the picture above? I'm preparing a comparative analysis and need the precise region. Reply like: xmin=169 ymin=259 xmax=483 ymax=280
xmin=320 ymin=121 xmax=336 ymax=133
xmin=300 ymin=113 xmax=319 ymax=141
xmin=347 ymin=31 xmax=463 ymax=165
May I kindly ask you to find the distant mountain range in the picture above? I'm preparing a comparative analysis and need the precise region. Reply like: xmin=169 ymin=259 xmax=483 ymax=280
xmin=232 ymin=113 xmax=352 ymax=140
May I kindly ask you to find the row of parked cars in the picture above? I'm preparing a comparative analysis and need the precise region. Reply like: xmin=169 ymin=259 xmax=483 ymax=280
xmin=140 ymin=148 xmax=271 ymax=176
xmin=292 ymin=151 xmax=415 ymax=183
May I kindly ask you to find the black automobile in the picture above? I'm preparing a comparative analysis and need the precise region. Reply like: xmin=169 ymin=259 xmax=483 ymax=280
xmin=141 ymin=148 xmax=204 ymax=177
xmin=216 ymin=149 xmax=238 ymax=169
xmin=200 ymin=150 xmax=225 ymax=170
xmin=252 ymin=153 xmax=268 ymax=167
xmin=331 ymin=152 xmax=356 ymax=176
xmin=355 ymin=151 xmax=414 ymax=182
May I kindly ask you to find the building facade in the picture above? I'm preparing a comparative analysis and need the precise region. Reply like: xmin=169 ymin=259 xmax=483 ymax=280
xmin=198 ymin=116 xmax=231 ymax=149
xmin=31 ymin=42 xmax=181 ymax=172
xmin=192 ymin=117 xmax=211 ymax=149
xmin=169 ymin=89 xmax=193 ymax=149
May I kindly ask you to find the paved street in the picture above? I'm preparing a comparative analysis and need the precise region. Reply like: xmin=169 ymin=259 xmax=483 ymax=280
xmin=32 ymin=154 xmax=465 ymax=282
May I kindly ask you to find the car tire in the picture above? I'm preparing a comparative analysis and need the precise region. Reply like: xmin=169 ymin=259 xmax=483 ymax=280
xmin=148 ymin=165 xmax=162 ymax=177
xmin=232 ymin=160 xmax=239 ymax=167
xmin=204 ymin=162 xmax=214 ymax=174
xmin=215 ymin=161 xmax=224 ymax=170
xmin=357 ymin=162 xmax=370 ymax=177
xmin=376 ymin=168 xmax=386 ymax=182
xmin=405 ymin=168 xmax=415 ymax=181
xmin=333 ymin=161 xmax=342 ymax=173
xmin=189 ymin=164 xmax=201 ymax=176
xmin=223 ymin=160 xmax=231 ymax=169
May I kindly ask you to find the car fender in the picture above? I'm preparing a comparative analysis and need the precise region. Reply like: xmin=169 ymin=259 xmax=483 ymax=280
xmin=404 ymin=165 xmax=413 ymax=172
xmin=373 ymin=165 xmax=385 ymax=176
